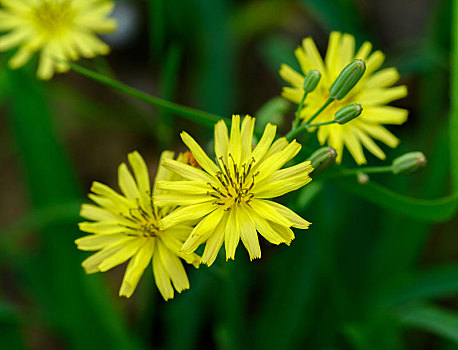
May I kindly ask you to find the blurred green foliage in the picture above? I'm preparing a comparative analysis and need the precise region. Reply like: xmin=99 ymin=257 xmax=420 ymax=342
xmin=0 ymin=0 xmax=457 ymax=349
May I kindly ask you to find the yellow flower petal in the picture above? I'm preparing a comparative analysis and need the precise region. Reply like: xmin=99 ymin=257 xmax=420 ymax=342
xmin=157 ymin=243 xmax=190 ymax=293
xmin=181 ymin=131 xmax=220 ymax=175
xmin=152 ymin=252 xmax=174 ymax=301
xmin=201 ymin=212 xmax=229 ymax=266
xmin=214 ymin=120 xmax=229 ymax=162
xmin=248 ymin=199 xmax=292 ymax=227
xmin=119 ymin=239 xmax=155 ymax=298
xmin=75 ymin=234 xmax=127 ymax=251
xmin=238 ymin=205 xmax=261 ymax=260
xmin=225 ymin=205 xmax=240 ymax=261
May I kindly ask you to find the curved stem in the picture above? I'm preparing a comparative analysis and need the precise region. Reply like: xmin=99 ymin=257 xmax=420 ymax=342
xmin=308 ymin=120 xmax=336 ymax=128
xmin=294 ymin=92 xmax=307 ymax=129
xmin=69 ymin=63 xmax=228 ymax=127
xmin=305 ymin=97 xmax=334 ymax=125
xmin=285 ymin=97 xmax=334 ymax=141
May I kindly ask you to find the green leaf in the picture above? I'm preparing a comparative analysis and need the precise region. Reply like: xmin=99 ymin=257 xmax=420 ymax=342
xmin=4 ymin=69 xmax=144 ymax=350
xmin=332 ymin=177 xmax=458 ymax=222
xmin=395 ymin=303 xmax=458 ymax=344
xmin=381 ymin=265 xmax=458 ymax=308
xmin=451 ymin=0 xmax=458 ymax=190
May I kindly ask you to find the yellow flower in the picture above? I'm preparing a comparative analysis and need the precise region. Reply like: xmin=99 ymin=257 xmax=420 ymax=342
xmin=76 ymin=151 xmax=200 ymax=300
xmin=156 ymin=115 xmax=313 ymax=266
xmin=0 ymin=0 xmax=117 ymax=79
xmin=280 ymin=31 xmax=408 ymax=165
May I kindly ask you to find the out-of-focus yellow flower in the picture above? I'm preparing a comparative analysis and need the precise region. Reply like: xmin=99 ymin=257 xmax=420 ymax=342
xmin=280 ymin=31 xmax=408 ymax=164
xmin=156 ymin=115 xmax=312 ymax=266
xmin=76 ymin=151 xmax=200 ymax=300
xmin=0 ymin=0 xmax=117 ymax=79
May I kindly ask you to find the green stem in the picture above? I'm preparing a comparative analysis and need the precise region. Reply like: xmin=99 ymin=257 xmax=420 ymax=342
xmin=285 ymin=97 xmax=334 ymax=141
xmin=294 ymin=92 xmax=307 ymax=129
xmin=338 ymin=165 xmax=393 ymax=177
xmin=305 ymin=97 xmax=334 ymax=125
xmin=69 ymin=63 xmax=228 ymax=127
xmin=308 ymin=120 xmax=336 ymax=128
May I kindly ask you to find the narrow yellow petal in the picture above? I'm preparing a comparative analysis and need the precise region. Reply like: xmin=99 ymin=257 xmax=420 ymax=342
xmin=279 ymin=64 xmax=304 ymax=88
xmin=119 ymin=239 xmax=155 ymax=297
xmin=181 ymin=207 xmax=225 ymax=253
xmin=214 ymin=120 xmax=229 ymax=162
xmin=365 ymin=67 xmax=399 ymax=89
xmin=127 ymin=151 xmax=151 ymax=198
xmin=359 ymin=123 xmax=399 ymax=148
xmin=353 ymin=127 xmax=386 ymax=160
xmin=365 ymin=50 xmax=385 ymax=75
xmin=152 ymin=251 xmax=174 ymax=301
xmin=254 ymin=174 xmax=312 ymax=199
xmin=238 ymin=205 xmax=261 ymax=260
xmin=251 ymin=123 xmax=277 ymax=163
xmin=248 ymin=199 xmax=292 ymax=227
xmin=324 ymin=31 xmax=342 ymax=79
xmin=343 ymin=128 xmax=367 ymax=165
xmin=82 ymin=240 xmax=133 ymax=274
xmin=181 ymin=131 xmax=220 ymax=175
xmin=228 ymin=114 xmax=241 ymax=164
xmin=359 ymin=86 xmax=408 ymax=105
xmin=266 ymin=201 xmax=311 ymax=229
xmin=240 ymin=115 xmax=255 ymax=164
xmin=339 ymin=33 xmax=355 ymax=72
xmin=162 ymin=158 xmax=216 ymax=184
xmin=302 ymin=37 xmax=325 ymax=73
xmin=154 ymin=193 xmax=213 ymax=206
xmin=355 ymin=41 xmax=372 ymax=61
xmin=157 ymin=243 xmax=189 ymax=292
xmin=361 ymin=106 xmax=408 ymax=125
xmin=268 ymin=221 xmax=295 ymax=244
xmin=75 ymin=234 xmax=127 ymax=251
xmin=201 ymin=212 xmax=229 ymax=266
xmin=118 ymin=163 xmax=140 ymax=200
xmin=98 ymin=238 xmax=144 ymax=272
xmin=246 ymin=206 xmax=287 ymax=245
xmin=254 ymin=140 xmax=301 ymax=182
xmin=156 ymin=180 xmax=209 ymax=195
xmin=160 ymin=202 xmax=216 ymax=229
xmin=78 ymin=222 xmax=126 ymax=235
xmin=80 ymin=204 xmax=120 ymax=222
xmin=281 ymin=87 xmax=303 ymax=104
xmin=225 ymin=206 xmax=240 ymax=260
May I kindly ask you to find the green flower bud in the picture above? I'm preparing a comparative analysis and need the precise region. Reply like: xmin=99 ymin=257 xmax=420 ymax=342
xmin=329 ymin=59 xmax=366 ymax=100
xmin=307 ymin=146 xmax=337 ymax=177
xmin=334 ymin=103 xmax=363 ymax=124
xmin=392 ymin=152 xmax=427 ymax=175
xmin=303 ymin=70 xmax=321 ymax=94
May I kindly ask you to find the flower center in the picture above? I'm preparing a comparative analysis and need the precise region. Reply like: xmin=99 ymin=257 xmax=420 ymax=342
xmin=31 ymin=0 xmax=76 ymax=36
xmin=207 ymin=154 xmax=258 ymax=209
xmin=119 ymin=198 xmax=161 ymax=238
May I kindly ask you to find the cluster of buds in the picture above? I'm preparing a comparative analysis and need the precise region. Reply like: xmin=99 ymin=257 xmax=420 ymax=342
xmin=299 ymin=59 xmax=427 ymax=179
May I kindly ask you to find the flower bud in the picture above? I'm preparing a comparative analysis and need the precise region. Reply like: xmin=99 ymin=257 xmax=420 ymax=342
xmin=303 ymin=70 xmax=321 ymax=94
xmin=392 ymin=152 xmax=427 ymax=175
xmin=357 ymin=172 xmax=369 ymax=185
xmin=307 ymin=146 xmax=337 ymax=177
xmin=334 ymin=103 xmax=362 ymax=124
xmin=329 ymin=59 xmax=366 ymax=100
